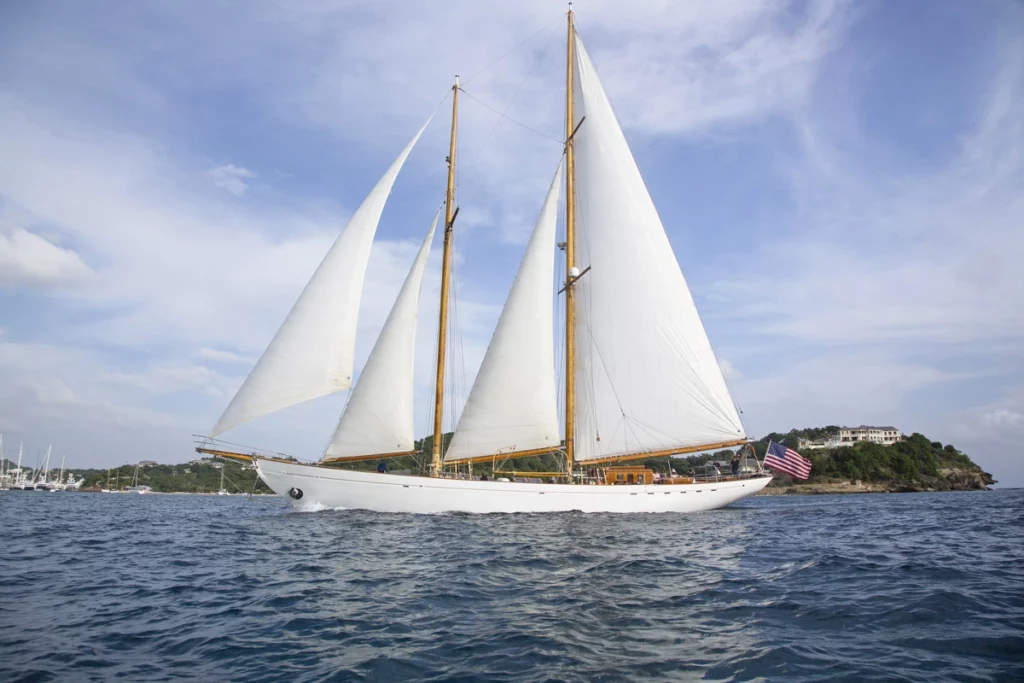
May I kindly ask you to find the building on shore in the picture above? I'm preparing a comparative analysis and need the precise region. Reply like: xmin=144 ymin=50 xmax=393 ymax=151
xmin=798 ymin=426 xmax=904 ymax=450
xmin=839 ymin=426 xmax=903 ymax=445
xmin=798 ymin=436 xmax=843 ymax=450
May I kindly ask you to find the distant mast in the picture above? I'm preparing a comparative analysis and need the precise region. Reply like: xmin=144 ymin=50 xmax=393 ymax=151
xmin=431 ymin=76 xmax=460 ymax=477
xmin=563 ymin=6 xmax=578 ymax=478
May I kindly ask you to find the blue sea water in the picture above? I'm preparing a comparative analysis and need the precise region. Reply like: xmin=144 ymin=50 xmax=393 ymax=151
xmin=1 ymin=489 xmax=1022 ymax=682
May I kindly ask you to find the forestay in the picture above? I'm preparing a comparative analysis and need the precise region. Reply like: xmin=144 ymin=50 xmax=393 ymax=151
xmin=444 ymin=163 xmax=563 ymax=462
xmin=324 ymin=213 xmax=438 ymax=459
xmin=210 ymin=119 xmax=431 ymax=437
xmin=571 ymin=35 xmax=744 ymax=462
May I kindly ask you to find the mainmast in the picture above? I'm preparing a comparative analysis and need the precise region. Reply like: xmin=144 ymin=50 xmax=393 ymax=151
xmin=563 ymin=7 xmax=577 ymax=478
xmin=431 ymin=76 xmax=460 ymax=477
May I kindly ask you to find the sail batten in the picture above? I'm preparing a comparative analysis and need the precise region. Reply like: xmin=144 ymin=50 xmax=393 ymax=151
xmin=444 ymin=162 xmax=564 ymax=463
xmin=571 ymin=35 xmax=745 ymax=463
xmin=210 ymin=119 xmax=431 ymax=437
xmin=324 ymin=213 xmax=438 ymax=460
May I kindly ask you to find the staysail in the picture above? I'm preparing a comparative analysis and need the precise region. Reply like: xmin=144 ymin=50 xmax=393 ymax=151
xmin=444 ymin=162 xmax=563 ymax=463
xmin=210 ymin=119 xmax=431 ymax=437
xmin=324 ymin=212 xmax=438 ymax=459
xmin=571 ymin=35 xmax=745 ymax=462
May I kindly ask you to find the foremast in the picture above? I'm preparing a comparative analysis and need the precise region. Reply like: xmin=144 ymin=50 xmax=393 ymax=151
xmin=563 ymin=6 xmax=577 ymax=479
xmin=431 ymin=76 xmax=460 ymax=477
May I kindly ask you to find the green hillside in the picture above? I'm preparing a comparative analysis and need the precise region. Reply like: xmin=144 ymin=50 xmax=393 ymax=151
xmin=750 ymin=428 xmax=995 ymax=491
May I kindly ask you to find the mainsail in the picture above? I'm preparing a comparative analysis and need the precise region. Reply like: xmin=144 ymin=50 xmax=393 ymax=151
xmin=324 ymin=213 xmax=438 ymax=460
xmin=444 ymin=163 xmax=563 ymax=463
xmin=571 ymin=35 xmax=745 ymax=462
xmin=211 ymin=119 xmax=430 ymax=437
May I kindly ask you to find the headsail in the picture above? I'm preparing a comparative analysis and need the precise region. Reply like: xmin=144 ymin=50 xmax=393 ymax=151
xmin=444 ymin=162 xmax=563 ymax=463
xmin=324 ymin=212 xmax=438 ymax=460
xmin=211 ymin=119 xmax=431 ymax=437
xmin=571 ymin=35 xmax=745 ymax=462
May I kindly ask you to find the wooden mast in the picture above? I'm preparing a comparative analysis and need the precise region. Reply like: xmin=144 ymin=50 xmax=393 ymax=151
xmin=431 ymin=76 xmax=460 ymax=477
xmin=564 ymin=7 xmax=577 ymax=479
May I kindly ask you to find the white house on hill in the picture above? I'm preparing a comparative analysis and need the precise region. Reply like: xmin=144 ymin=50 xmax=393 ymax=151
xmin=798 ymin=426 xmax=904 ymax=450
xmin=839 ymin=426 xmax=903 ymax=445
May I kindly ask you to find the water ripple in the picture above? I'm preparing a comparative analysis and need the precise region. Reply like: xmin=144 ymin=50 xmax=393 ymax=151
xmin=1 ymin=490 xmax=1022 ymax=681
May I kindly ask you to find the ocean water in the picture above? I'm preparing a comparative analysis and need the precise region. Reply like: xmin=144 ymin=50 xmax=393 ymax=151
xmin=1 ymin=490 xmax=1021 ymax=682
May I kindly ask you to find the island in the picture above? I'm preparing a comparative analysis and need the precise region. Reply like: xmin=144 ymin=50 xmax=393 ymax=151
xmin=745 ymin=427 xmax=996 ymax=494
xmin=1 ymin=427 xmax=994 ymax=495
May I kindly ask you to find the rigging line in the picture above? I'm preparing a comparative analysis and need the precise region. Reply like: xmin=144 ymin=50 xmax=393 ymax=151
xmin=448 ymin=233 xmax=464 ymax=436
xmin=462 ymin=14 xmax=563 ymax=86
xmin=572 ymin=121 xmax=605 ymax=441
xmin=459 ymin=88 xmax=563 ymax=144
xmin=624 ymin=416 xmax=675 ymax=452
xmin=464 ymin=23 xmax=562 ymax=172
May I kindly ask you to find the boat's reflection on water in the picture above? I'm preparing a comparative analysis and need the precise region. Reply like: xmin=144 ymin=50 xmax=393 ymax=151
xmin=256 ymin=504 xmax=766 ymax=679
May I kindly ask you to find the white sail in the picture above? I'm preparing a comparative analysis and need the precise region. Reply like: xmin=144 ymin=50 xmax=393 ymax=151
xmin=445 ymin=162 xmax=563 ymax=462
xmin=571 ymin=35 xmax=745 ymax=462
xmin=211 ymin=119 xmax=431 ymax=437
xmin=324 ymin=212 xmax=438 ymax=459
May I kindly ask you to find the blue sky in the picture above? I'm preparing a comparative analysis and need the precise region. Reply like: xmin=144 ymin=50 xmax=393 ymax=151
xmin=1 ymin=0 xmax=1021 ymax=486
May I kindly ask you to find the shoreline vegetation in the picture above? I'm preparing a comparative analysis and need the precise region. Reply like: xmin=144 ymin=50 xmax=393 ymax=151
xmin=750 ymin=428 xmax=995 ymax=495
xmin=0 ymin=428 xmax=994 ymax=495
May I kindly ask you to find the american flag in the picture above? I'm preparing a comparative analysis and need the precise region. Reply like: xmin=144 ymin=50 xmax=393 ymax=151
xmin=764 ymin=441 xmax=812 ymax=480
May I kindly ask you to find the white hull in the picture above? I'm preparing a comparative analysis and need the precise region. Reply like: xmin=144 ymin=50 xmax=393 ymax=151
xmin=256 ymin=460 xmax=771 ymax=514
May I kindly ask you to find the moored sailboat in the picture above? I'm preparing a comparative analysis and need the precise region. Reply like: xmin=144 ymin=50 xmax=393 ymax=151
xmin=124 ymin=463 xmax=151 ymax=494
xmin=198 ymin=8 xmax=771 ymax=512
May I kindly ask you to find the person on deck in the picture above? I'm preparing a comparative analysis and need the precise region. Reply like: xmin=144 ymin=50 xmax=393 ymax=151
xmin=377 ymin=461 xmax=387 ymax=474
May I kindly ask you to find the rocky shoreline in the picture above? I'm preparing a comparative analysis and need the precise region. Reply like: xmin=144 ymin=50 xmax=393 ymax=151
xmin=758 ymin=467 xmax=995 ymax=495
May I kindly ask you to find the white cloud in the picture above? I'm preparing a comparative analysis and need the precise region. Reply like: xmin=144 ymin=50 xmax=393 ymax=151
xmin=0 ymin=223 xmax=91 ymax=288
xmin=197 ymin=348 xmax=254 ymax=364
xmin=206 ymin=164 xmax=255 ymax=196
xmin=108 ymin=364 xmax=233 ymax=397
xmin=982 ymin=409 xmax=1024 ymax=429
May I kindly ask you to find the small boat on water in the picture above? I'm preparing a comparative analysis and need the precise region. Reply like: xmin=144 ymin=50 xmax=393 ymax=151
xmin=197 ymin=8 xmax=770 ymax=513
xmin=216 ymin=466 xmax=230 ymax=496
xmin=0 ymin=434 xmax=7 ymax=491
xmin=123 ymin=463 xmax=151 ymax=494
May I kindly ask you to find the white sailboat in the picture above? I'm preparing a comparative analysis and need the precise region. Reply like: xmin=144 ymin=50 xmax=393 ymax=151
xmin=0 ymin=434 xmax=7 ymax=491
xmin=9 ymin=443 xmax=33 ymax=491
xmin=124 ymin=463 xmax=151 ymax=494
xmin=216 ymin=465 xmax=230 ymax=496
xmin=33 ymin=445 xmax=53 ymax=491
xmin=197 ymin=9 xmax=770 ymax=513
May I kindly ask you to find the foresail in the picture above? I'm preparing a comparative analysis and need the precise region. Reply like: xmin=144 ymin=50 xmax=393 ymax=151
xmin=324 ymin=212 xmax=438 ymax=459
xmin=571 ymin=35 xmax=745 ymax=462
xmin=444 ymin=162 xmax=563 ymax=462
xmin=210 ymin=119 xmax=431 ymax=437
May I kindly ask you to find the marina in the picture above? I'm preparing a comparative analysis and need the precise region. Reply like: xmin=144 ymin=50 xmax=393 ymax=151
xmin=0 ymin=436 xmax=83 ymax=492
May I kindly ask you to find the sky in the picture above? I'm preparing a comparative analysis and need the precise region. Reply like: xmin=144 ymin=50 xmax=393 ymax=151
xmin=0 ymin=0 xmax=1021 ymax=486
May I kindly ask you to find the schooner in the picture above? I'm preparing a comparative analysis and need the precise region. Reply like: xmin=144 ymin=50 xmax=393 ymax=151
xmin=197 ymin=8 xmax=772 ymax=513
